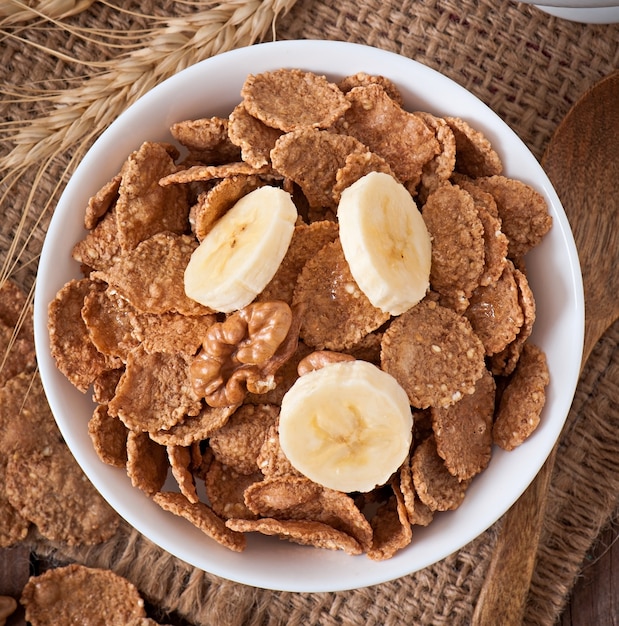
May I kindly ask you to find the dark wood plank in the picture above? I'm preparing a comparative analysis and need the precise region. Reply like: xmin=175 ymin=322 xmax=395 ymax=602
xmin=560 ymin=515 xmax=619 ymax=626
xmin=0 ymin=545 xmax=29 ymax=626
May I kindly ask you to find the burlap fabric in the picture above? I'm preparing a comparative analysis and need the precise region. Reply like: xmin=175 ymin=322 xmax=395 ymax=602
xmin=1 ymin=1 xmax=617 ymax=624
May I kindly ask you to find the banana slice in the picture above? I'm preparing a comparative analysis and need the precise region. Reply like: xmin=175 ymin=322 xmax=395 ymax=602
xmin=184 ymin=185 xmax=297 ymax=313
xmin=278 ymin=360 xmax=413 ymax=493
xmin=337 ymin=171 xmax=432 ymax=316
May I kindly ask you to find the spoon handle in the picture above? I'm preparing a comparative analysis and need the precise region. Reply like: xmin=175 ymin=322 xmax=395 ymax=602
xmin=472 ymin=448 xmax=556 ymax=625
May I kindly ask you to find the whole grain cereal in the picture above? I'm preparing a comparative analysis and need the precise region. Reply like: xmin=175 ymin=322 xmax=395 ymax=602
xmin=135 ymin=311 xmax=217 ymax=356
xmin=48 ymin=279 xmax=114 ymax=392
xmin=422 ymin=183 xmax=485 ymax=300
xmin=336 ymin=83 xmax=440 ymax=187
xmin=126 ymin=430 xmax=168 ymax=496
xmin=465 ymin=261 xmax=525 ymax=356
xmin=431 ymin=367 xmax=496 ymax=480
xmin=83 ymin=173 xmax=121 ymax=230
xmin=367 ymin=481 xmax=412 ymax=561
xmin=241 ymin=68 xmax=350 ymax=132
xmin=72 ymin=209 xmax=123 ymax=272
xmin=489 ymin=266 xmax=537 ymax=376
xmin=82 ymin=286 xmax=140 ymax=362
xmin=153 ymin=491 xmax=246 ymax=552
xmin=159 ymin=161 xmax=273 ymax=187
xmin=0 ymin=479 xmax=30 ymax=547
xmin=91 ymin=367 xmax=123 ymax=404
xmin=293 ymin=239 xmax=390 ymax=350
xmin=244 ymin=475 xmax=373 ymax=551
xmin=209 ymin=403 xmax=279 ymax=475
xmin=0 ymin=282 xmax=35 ymax=379
xmin=92 ymin=232 xmax=211 ymax=316
xmin=46 ymin=67 xmax=554 ymax=560
xmin=226 ymin=517 xmax=362 ymax=555
xmin=398 ymin=456 xmax=434 ymax=527
xmin=256 ymin=422 xmax=303 ymax=478
xmin=148 ymin=403 xmax=239 ymax=447
xmin=331 ymin=149 xmax=395 ymax=203
xmin=337 ymin=72 xmax=404 ymax=106
xmin=167 ymin=444 xmax=199 ymax=504
xmin=204 ymin=457 xmax=261 ymax=520
xmin=88 ymin=404 xmax=129 ymax=468
xmin=257 ymin=221 xmax=339 ymax=305
xmin=475 ymin=174 xmax=553 ymax=259
xmin=270 ymin=127 xmax=367 ymax=208
xmin=0 ymin=372 xmax=63 ymax=464
xmin=190 ymin=174 xmax=265 ymax=240
xmin=20 ymin=564 xmax=147 ymax=626
xmin=444 ymin=116 xmax=504 ymax=178
xmin=413 ymin=111 xmax=456 ymax=201
xmin=493 ymin=342 xmax=550 ymax=451
xmin=170 ymin=116 xmax=241 ymax=165
xmin=412 ymin=436 xmax=471 ymax=512
xmin=115 ymin=141 xmax=189 ymax=252
xmin=109 ymin=346 xmax=202 ymax=432
xmin=381 ymin=300 xmax=486 ymax=409
xmin=228 ymin=103 xmax=283 ymax=168
xmin=5 ymin=445 xmax=119 ymax=545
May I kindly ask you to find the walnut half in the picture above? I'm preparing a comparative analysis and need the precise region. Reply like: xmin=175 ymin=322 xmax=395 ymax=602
xmin=297 ymin=350 xmax=355 ymax=376
xmin=189 ymin=301 xmax=301 ymax=407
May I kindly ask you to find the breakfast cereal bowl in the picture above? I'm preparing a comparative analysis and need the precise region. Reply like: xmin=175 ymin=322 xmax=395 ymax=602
xmin=34 ymin=40 xmax=584 ymax=592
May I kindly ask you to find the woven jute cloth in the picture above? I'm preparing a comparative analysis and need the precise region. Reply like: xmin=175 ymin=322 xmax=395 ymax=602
xmin=1 ymin=2 xmax=618 ymax=625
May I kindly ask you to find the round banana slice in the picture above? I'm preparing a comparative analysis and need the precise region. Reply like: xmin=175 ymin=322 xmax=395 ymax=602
xmin=278 ymin=360 xmax=413 ymax=493
xmin=184 ymin=185 xmax=297 ymax=313
xmin=337 ymin=171 xmax=432 ymax=316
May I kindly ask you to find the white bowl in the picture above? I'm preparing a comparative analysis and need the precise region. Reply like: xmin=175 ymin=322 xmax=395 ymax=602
xmin=518 ymin=0 xmax=619 ymax=22
xmin=520 ymin=0 xmax=619 ymax=6
xmin=533 ymin=6 xmax=619 ymax=22
xmin=34 ymin=40 xmax=584 ymax=592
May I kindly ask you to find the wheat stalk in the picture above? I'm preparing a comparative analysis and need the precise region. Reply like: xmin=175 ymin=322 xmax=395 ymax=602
xmin=1 ymin=0 xmax=298 ymax=169
xmin=0 ymin=0 xmax=96 ymax=25
xmin=0 ymin=0 xmax=298 ymax=288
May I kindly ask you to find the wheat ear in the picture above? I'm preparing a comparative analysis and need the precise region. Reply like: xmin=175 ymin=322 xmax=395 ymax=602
xmin=0 ymin=0 xmax=96 ymax=25
xmin=0 ymin=0 xmax=298 ymax=285
xmin=1 ymin=0 xmax=298 ymax=172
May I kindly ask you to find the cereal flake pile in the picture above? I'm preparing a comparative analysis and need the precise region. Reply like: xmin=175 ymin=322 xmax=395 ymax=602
xmin=0 ymin=278 xmax=130 ymax=624
xmin=0 ymin=281 xmax=119 ymax=551
xmin=48 ymin=68 xmax=552 ymax=560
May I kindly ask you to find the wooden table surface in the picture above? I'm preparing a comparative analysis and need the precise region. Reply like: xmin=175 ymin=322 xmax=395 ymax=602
xmin=1 ymin=512 xmax=618 ymax=625
xmin=559 ymin=514 xmax=619 ymax=626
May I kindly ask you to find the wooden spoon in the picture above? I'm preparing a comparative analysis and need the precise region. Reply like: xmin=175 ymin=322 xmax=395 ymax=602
xmin=472 ymin=70 xmax=619 ymax=625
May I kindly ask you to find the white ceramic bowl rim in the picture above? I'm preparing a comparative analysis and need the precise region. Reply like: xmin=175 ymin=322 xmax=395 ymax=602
xmin=34 ymin=39 xmax=584 ymax=593
xmin=518 ymin=0 xmax=619 ymax=8
xmin=530 ymin=4 xmax=619 ymax=22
